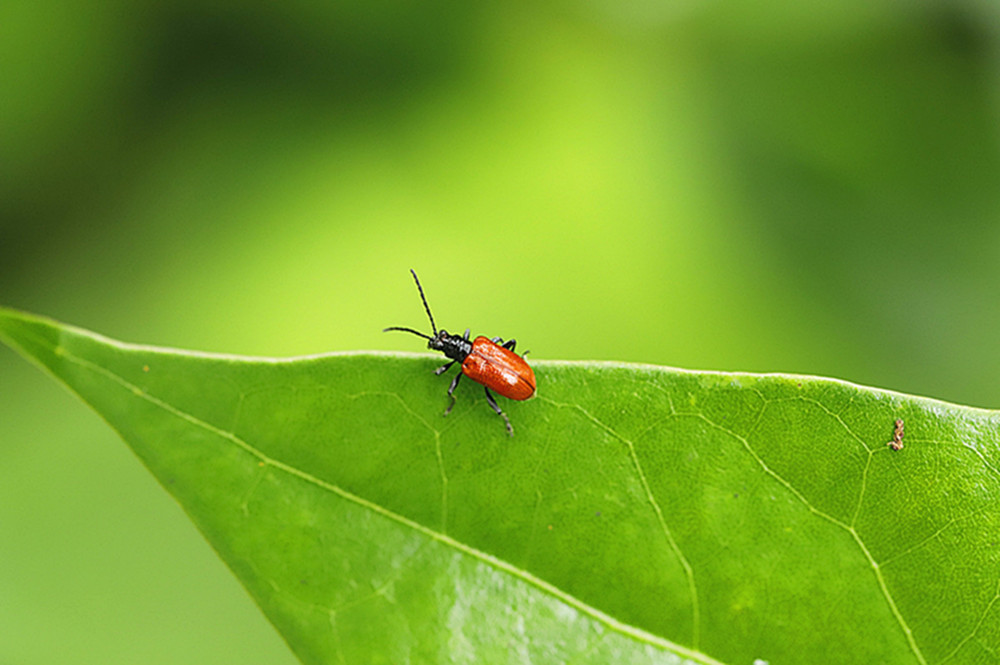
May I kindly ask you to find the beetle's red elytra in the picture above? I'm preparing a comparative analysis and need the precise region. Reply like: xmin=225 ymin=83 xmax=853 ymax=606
xmin=463 ymin=336 xmax=536 ymax=401
xmin=384 ymin=269 xmax=535 ymax=435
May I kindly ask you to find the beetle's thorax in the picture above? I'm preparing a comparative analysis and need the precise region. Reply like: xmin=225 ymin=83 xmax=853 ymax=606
xmin=427 ymin=329 xmax=471 ymax=362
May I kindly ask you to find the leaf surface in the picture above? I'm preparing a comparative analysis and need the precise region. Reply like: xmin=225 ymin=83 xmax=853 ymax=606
xmin=2 ymin=307 xmax=999 ymax=665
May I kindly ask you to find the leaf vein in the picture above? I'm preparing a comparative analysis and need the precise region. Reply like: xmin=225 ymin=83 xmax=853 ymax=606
xmin=539 ymin=398 xmax=701 ymax=649
xmin=940 ymin=578 xmax=1000 ymax=664
xmin=346 ymin=390 xmax=449 ymax=532
xmin=697 ymin=411 xmax=927 ymax=665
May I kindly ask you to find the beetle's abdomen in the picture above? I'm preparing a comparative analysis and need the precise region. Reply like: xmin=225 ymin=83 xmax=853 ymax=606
xmin=462 ymin=336 xmax=536 ymax=401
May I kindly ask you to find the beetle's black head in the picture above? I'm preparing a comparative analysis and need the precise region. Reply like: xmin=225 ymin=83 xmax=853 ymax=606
xmin=428 ymin=329 xmax=471 ymax=362
xmin=426 ymin=329 xmax=448 ymax=351
xmin=384 ymin=327 xmax=471 ymax=363
xmin=383 ymin=270 xmax=472 ymax=362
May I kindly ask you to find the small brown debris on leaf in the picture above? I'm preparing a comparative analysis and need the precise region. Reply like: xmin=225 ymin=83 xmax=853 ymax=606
xmin=887 ymin=418 xmax=905 ymax=451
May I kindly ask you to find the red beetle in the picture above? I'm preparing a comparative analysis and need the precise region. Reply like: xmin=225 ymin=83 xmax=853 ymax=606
xmin=384 ymin=269 xmax=536 ymax=435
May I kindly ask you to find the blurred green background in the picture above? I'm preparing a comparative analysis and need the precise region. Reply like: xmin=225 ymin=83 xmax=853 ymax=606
xmin=2 ymin=1 xmax=999 ymax=662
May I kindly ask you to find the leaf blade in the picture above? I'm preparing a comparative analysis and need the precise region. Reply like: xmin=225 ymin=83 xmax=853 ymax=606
xmin=2 ymin=306 xmax=998 ymax=664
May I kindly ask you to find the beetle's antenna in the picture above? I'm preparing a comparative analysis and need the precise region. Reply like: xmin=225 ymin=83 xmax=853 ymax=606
xmin=408 ymin=269 xmax=438 ymax=335
xmin=382 ymin=326 xmax=431 ymax=339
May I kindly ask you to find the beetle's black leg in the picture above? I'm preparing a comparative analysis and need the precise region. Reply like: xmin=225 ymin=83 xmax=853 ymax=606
xmin=435 ymin=360 xmax=457 ymax=376
xmin=484 ymin=387 xmax=514 ymax=436
xmin=444 ymin=371 xmax=463 ymax=415
xmin=500 ymin=338 xmax=528 ymax=357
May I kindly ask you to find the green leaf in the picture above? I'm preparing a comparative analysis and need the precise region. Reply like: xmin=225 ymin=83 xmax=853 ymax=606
xmin=2 ymin=307 xmax=999 ymax=665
